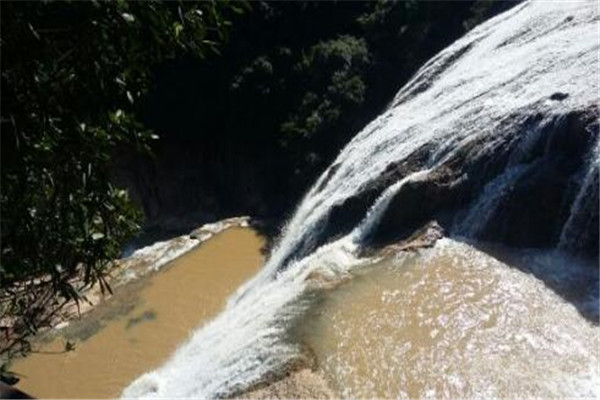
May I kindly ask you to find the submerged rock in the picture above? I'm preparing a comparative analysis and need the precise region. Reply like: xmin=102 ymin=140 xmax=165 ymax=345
xmin=550 ymin=92 xmax=569 ymax=101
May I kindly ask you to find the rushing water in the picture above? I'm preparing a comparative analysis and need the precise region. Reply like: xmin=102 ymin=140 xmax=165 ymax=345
xmin=123 ymin=1 xmax=599 ymax=398
xmin=300 ymin=239 xmax=599 ymax=399
xmin=558 ymin=139 xmax=600 ymax=252
xmin=12 ymin=228 xmax=264 ymax=399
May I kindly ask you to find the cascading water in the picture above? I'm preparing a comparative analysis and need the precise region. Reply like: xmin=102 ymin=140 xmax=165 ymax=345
xmin=452 ymin=164 xmax=530 ymax=238
xmin=558 ymin=139 xmax=600 ymax=252
xmin=122 ymin=1 xmax=598 ymax=398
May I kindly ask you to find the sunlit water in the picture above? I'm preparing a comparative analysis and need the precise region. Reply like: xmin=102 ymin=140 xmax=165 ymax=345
xmin=12 ymin=227 xmax=264 ymax=399
xmin=300 ymin=239 xmax=599 ymax=399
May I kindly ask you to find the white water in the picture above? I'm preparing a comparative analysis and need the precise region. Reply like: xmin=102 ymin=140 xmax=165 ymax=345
xmin=452 ymin=164 xmax=530 ymax=237
xmin=558 ymin=139 xmax=600 ymax=251
xmin=123 ymin=1 xmax=599 ymax=398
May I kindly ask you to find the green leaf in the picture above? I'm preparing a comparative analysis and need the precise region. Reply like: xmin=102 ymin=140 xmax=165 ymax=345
xmin=121 ymin=13 xmax=135 ymax=23
xmin=174 ymin=22 xmax=184 ymax=38
xmin=91 ymin=232 xmax=105 ymax=241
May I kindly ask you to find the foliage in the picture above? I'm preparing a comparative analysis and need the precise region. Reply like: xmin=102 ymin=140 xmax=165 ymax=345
xmin=0 ymin=0 xmax=240 ymax=363
xmin=281 ymin=35 xmax=370 ymax=141
xmin=137 ymin=1 xmax=517 ymax=222
xmin=225 ymin=1 xmax=501 ymax=187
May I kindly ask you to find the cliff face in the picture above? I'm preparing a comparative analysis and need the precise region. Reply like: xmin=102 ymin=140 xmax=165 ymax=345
xmin=112 ymin=142 xmax=272 ymax=232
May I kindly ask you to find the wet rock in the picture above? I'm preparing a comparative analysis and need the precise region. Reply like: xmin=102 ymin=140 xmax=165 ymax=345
xmin=364 ymin=221 xmax=445 ymax=257
xmin=234 ymin=369 xmax=335 ymax=400
xmin=480 ymin=158 xmax=570 ymax=247
xmin=0 ymin=382 xmax=34 ymax=399
xmin=189 ymin=228 xmax=211 ymax=240
xmin=550 ymin=92 xmax=569 ymax=101
xmin=560 ymin=170 xmax=599 ymax=257
xmin=481 ymin=108 xmax=599 ymax=256
xmin=330 ymin=107 xmax=598 ymax=260
xmin=371 ymin=167 xmax=467 ymax=245
xmin=318 ymin=144 xmax=435 ymax=245
xmin=392 ymin=220 xmax=445 ymax=252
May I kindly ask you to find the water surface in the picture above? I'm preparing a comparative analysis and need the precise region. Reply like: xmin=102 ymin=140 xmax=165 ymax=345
xmin=301 ymin=239 xmax=599 ymax=398
xmin=13 ymin=227 xmax=264 ymax=399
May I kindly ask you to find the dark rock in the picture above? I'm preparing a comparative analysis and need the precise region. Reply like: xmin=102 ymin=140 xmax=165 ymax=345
xmin=317 ymin=143 xmax=436 ymax=246
xmin=367 ymin=220 xmax=445 ymax=257
xmin=371 ymin=167 xmax=467 ymax=245
xmin=550 ymin=92 xmax=569 ymax=101
xmin=0 ymin=381 xmax=34 ymax=399
xmin=480 ymin=158 xmax=571 ymax=248
xmin=482 ymin=108 xmax=599 ymax=256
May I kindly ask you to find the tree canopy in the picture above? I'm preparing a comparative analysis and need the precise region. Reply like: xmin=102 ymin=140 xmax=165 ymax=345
xmin=0 ymin=0 xmax=241 ymax=364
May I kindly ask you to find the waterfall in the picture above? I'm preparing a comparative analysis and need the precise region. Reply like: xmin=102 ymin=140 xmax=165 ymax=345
xmin=350 ymin=169 xmax=433 ymax=244
xmin=557 ymin=139 xmax=600 ymax=252
xmin=122 ymin=1 xmax=598 ymax=398
xmin=452 ymin=164 xmax=530 ymax=238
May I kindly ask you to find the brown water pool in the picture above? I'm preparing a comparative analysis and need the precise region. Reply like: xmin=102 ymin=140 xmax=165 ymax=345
xmin=12 ymin=227 xmax=264 ymax=399
xmin=300 ymin=239 xmax=599 ymax=399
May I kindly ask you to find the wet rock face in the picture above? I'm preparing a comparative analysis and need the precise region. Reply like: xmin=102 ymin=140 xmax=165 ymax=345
xmin=111 ymin=142 xmax=274 ymax=232
xmin=573 ymin=172 xmax=599 ymax=256
xmin=362 ymin=220 xmax=445 ymax=258
xmin=480 ymin=108 xmax=599 ymax=256
xmin=317 ymin=145 xmax=435 ymax=245
xmin=329 ymin=106 xmax=599 ymax=259
xmin=482 ymin=157 xmax=571 ymax=248
xmin=370 ymin=169 xmax=465 ymax=245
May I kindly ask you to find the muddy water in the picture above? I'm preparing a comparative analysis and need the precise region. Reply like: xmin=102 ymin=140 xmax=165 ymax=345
xmin=12 ymin=227 xmax=264 ymax=399
xmin=301 ymin=239 xmax=599 ymax=399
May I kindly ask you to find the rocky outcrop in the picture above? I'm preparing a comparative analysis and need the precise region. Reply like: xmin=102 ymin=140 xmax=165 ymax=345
xmin=377 ymin=108 xmax=598 ymax=257
xmin=234 ymin=369 xmax=335 ymax=400
xmin=384 ymin=220 xmax=445 ymax=253
xmin=257 ymin=1 xmax=600 ymax=276
xmin=319 ymin=107 xmax=599 ymax=259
